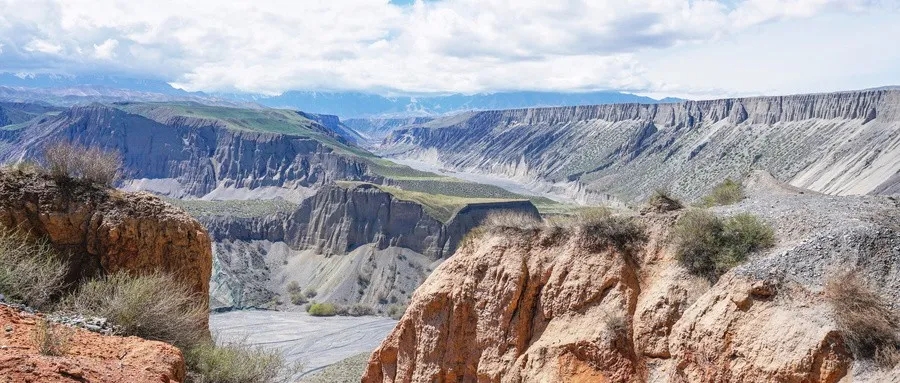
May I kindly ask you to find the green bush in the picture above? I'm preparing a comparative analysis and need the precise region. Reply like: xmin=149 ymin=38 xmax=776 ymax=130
xmin=701 ymin=178 xmax=744 ymax=206
xmin=62 ymin=271 xmax=207 ymax=349
xmin=186 ymin=340 xmax=298 ymax=383
xmin=307 ymin=302 xmax=338 ymax=316
xmin=0 ymin=229 xmax=68 ymax=310
xmin=673 ymin=210 xmax=774 ymax=280
xmin=826 ymin=271 xmax=900 ymax=367
xmin=289 ymin=292 xmax=307 ymax=305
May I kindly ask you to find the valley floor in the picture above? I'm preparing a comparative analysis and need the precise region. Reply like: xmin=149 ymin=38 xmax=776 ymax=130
xmin=208 ymin=310 xmax=397 ymax=381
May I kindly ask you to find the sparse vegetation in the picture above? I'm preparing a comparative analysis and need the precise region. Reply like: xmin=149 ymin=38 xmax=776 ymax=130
xmin=43 ymin=141 xmax=122 ymax=186
xmin=62 ymin=271 xmax=207 ymax=349
xmin=569 ymin=208 xmax=647 ymax=253
xmin=646 ymin=189 xmax=683 ymax=212
xmin=673 ymin=210 xmax=774 ymax=281
xmin=0 ymin=228 xmax=68 ymax=310
xmin=307 ymin=302 xmax=338 ymax=316
xmin=286 ymin=281 xmax=301 ymax=294
xmin=346 ymin=304 xmax=375 ymax=317
xmin=826 ymin=270 xmax=900 ymax=368
xmin=303 ymin=288 xmax=317 ymax=299
xmin=387 ymin=305 xmax=407 ymax=320
xmin=32 ymin=318 xmax=72 ymax=356
xmin=289 ymin=292 xmax=308 ymax=305
xmin=185 ymin=339 xmax=299 ymax=383
xmin=701 ymin=178 xmax=744 ymax=207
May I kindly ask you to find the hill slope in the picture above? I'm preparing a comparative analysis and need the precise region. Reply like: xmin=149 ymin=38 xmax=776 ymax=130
xmin=379 ymin=89 xmax=900 ymax=203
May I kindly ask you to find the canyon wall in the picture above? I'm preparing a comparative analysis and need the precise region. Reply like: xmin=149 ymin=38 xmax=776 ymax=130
xmin=381 ymin=89 xmax=900 ymax=202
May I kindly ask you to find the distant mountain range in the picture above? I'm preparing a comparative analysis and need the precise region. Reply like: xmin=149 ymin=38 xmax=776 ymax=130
xmin=0 ymin=73 xmax=682 ymax=118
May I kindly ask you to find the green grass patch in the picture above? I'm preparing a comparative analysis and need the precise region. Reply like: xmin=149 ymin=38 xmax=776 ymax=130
xmin=672 ymin=210 xmax=774 ymax=281
xmin=165 ymin=198 xmax=298 ymax=218
xmin=701 ymin=178 xmax=744 ymax=207
xmin=337 ymin=181 xmax=525 ymax=223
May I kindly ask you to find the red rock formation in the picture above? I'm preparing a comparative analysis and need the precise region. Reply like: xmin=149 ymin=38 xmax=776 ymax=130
xmin=363 ymin=213 xmax=856 ymax=382
xmin=0 ymin=304 xmax=185 ymax=383
xmin=0 ymin=170 xmax=212 ymax=308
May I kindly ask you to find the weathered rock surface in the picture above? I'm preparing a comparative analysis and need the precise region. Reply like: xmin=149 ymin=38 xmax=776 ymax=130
xmin=0 ymin=170 xmax=212 ymax=309
xmin=363 ymin=179 xmax=900 ymax=382
xmin=379 ymin=89 xmax=900 ymax=202
xmin=0 ymin=304 xmax=185 ymax=383
xmin=0 ymin=104 xmax=374 ymax=201
xmin=203 ymin=183 xmax=541 ymax=310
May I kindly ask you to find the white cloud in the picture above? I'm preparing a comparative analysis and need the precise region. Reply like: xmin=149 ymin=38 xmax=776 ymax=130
xmin=93 ymin=38 xmax=118 ymax=59
xmin=0 ymin=0 xmax=896 ymax=97
xmin=24 ymin=38 xmax=63 ymax=54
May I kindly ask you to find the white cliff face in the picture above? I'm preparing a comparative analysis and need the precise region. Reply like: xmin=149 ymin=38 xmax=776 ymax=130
xmin=380 ymin=89 xmax=900 ymax=202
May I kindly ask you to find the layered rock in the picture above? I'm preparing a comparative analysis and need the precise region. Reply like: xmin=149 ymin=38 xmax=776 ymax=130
xmin=0 ymin=104 xmax=374 ymax=200
xmin=203 ymin=183 xmax=541 ymax=309
xmin=0 ymin=304 xmax=185 ymax=383
xmin=0 ymin=170 xmax=212 ymax=308
xmin=380 ymin=89 xmax=900 ymax=202
xmin=363 ymin=185 xmax=900 ymax=382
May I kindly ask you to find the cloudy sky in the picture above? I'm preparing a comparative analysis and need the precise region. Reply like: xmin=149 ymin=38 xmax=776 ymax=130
xmin=0 ymin=0 xmax=897 ymax=98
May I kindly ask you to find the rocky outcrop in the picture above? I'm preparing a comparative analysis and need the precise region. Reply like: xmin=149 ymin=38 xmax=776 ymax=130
xmin=203 ymin=183 xmax=541 ymax=309
xmin=0 ymin=170 xmax=212 ymax=309
xmin=0 ymin=304 xmax=185 ymax=383
xmin=363 ymin=187 xmax=900 ymax=382
xmin=380 ymin=89 xmax=900 ymax=202
xmin=0 ymin=104 xmax=375 ymax=200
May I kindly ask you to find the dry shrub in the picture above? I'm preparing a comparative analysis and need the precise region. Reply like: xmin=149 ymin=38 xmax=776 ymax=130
xmin=482 ymin=211 xmax=544 ymax=232
xmin=0 ymin=228 xmax=68 ymax=310
xmin=645 ymin=189 xmax=684 ymax=213
xmin=673 ymin=210 xmax=774 ymax=281
xmin=186 ymin=339 xmax=299 ymax=383
xmin=825 ymin=270 xmax=900 ymax=368
xmin=701 ymin=178 xmax=744 ymax=207
xmin=32 ymin=318 xmax=73 ymax=356
xmin=43 ymin=141 xmax=122 ymax=186
xmin=345 ymin=304 xmax=375 ymax=317
xmin=62 ymin=271 xmax=207 ymax=350
xmin=572 ymin=209 xmax=646 ymax=253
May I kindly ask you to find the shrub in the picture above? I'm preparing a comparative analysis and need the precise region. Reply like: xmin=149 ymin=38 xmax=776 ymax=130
xmin=701 ymin=178 xmax=744 ymax=207
xmin=825 ymin=270 xmax=900 ymax=367
xmin=289 ymin=292 xmax=307 ymax=305
xmin=186 ymin=340 xmax=299 ymax=383
xmin=62 ymin=271 xmax=207 ymax=349
xmin=645 ymin=189 xmax=683 ymax=212
xmin=0 ymin=228 xmax=68 ymax=310
xmin=303 ymin=288 xmax=317 ymax=299
xmin=346 ymin=304 xmax=374 ymax=317
xmin=306 ymin=302 xmax=338 ymax=316
xmin=574 ymin=210 xmax=647 ymax=254
xmin=386 ymin=305 xmax=406 ymax=320
xmin=43 ymin=141 xmax=122 ymax=186
xmin=286 ymin=281 xmax=301 ymax=295
xmin=32 ymin=318 xmax=72 ymax=356
xmin=673 ymin=210 xmax=774 ymax=281
xmin=482 ymin=211 xmax=543 ymax=231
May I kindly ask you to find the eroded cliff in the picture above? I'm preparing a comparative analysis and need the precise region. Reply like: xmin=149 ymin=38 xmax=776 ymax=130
xmin=363 ymin=178 xmax=900 ymax=382
xmin=0 ymin=169 xmax=212 ymax=309
xmin=380 ymin=89 xmax=900 ymax=202
xmin=201 ymin=183 xmax=541 ymax=310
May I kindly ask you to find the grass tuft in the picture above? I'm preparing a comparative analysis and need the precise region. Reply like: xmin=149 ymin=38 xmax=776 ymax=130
xmin=701 ymin=178 xmax=744 ymax=207
xmin=32 ymin=318 xmax=72 ymax=356
xmin=186 ymin=340 xmax=299 ymax=383
xmin=0 ymin=228 xmax=68 ymax=310
xmin=43 ymin=141 xmax=122 ymax=186
xmin=825 ymin=270 xmax=900 ymax=368
xmin=61 ymin=271 xmax=207 ymax=350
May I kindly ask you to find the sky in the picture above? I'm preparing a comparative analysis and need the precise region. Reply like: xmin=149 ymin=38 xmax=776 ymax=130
xmin=0 ymin=0 xmax=897 ymax=99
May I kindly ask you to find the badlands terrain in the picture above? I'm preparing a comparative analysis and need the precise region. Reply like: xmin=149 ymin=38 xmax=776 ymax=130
xmin=0 ymin=88 xmax=898 ymax=382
